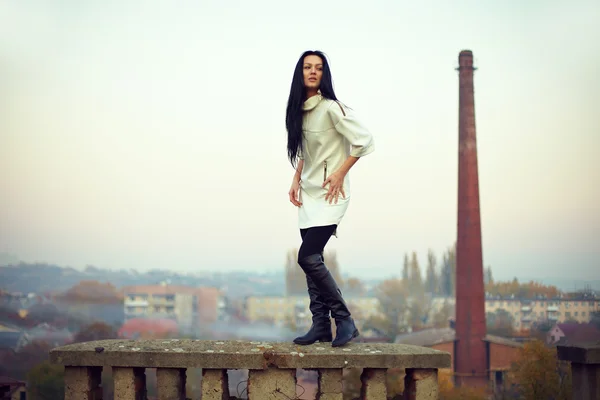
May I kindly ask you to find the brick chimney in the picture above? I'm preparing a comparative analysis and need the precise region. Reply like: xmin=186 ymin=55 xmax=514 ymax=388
xmin=454 ymin=49 xmax=488 ymax=387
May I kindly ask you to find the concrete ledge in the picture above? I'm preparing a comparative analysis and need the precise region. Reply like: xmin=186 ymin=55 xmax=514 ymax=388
xmin=50 ymin=339 xmax=451 ymax=370
xmin=557 ymin=342 xmax=600 ymax=365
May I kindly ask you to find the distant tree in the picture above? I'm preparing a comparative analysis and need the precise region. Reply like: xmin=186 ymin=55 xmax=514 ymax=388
xmin=425 ymin=249 xmax=438 ymax=294
xmin=484 ymin=266 xmax=494 ymax=285
xmin=402 ymin=253 xmax=409 ymax=282
xmin=56 ymin=280 xmax=123 ymax=304
xmin=285 ymin=248 xmax=305 ymax=296
xmin=509 ymin=340 xmax=572 ymax=400
xmin=345 ymin=278 xmax=366 ymax=296
xmin=408 ymin=251 xmax=423 ymax=292
xmin=432 ymin=301 xmax=454 ymax=329
xmin=26 ymin=361 xmax=65 ymax=400
xmin=365 ymin=279 xmax=409 ymax=339
xmin=73 ymin=322 xmax=118 ymax=343
xmin=285 ymin=248 xmax=344 ymax=296
xmin=0 ymin=340 xmax=52 ymax=380
xmin=323 ymin=250 xmax=344 ymax=290
xmin=439 ymin=245 xmax=456 ymax=297
xmin=346 ymin=301 xmax=366 ymax=323
xmin=486 ymin=279 xmax=562 ymax=299
xmin=486 ymin=309 xmax=515 ymax=337
xmin=408 ymin=290 xmax=433 ymax=331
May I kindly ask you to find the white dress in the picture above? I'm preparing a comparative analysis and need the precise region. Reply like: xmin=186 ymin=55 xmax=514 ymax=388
xmin=297 ymin=94 xmax=375 ymax=236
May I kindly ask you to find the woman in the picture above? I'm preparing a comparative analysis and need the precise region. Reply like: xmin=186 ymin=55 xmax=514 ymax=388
xmin=286 ymin=50 xmax=374 ymax=347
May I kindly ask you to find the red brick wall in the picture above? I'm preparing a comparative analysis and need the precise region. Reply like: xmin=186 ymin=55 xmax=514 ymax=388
xmin=431 ymin=342 xmax=454 ymax=371
xmin=489 ymin=343 xmax=521 ymax=371
xmin=430 ymin=342 xmax=521 ymax=373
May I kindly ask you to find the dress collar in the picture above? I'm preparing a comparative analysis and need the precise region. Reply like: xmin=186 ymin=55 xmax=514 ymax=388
xmin=302 ymin=93 xmax=323 ymax=111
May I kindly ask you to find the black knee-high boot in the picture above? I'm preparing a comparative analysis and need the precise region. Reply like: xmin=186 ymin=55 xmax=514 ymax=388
xmin=293 ymin=274 xmax=332 ymax=345
xmin=298 ymin=253 xmax=359 ymax=347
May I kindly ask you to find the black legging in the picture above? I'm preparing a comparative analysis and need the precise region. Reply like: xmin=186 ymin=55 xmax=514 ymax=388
xmin=298 ymin=224 xmax=337 ymax=260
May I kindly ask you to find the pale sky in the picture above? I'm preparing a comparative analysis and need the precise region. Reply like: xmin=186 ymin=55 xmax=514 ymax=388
xmin=1 ymin=0 xmax=599 ymax=283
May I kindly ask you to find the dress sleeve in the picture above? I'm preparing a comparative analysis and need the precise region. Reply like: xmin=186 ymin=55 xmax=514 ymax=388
xmin=327 ymin=101 xmax=375 ymax=158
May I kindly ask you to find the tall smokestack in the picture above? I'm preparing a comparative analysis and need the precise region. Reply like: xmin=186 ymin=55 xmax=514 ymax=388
xmin=454 ymin=50 xmax=488 ymax=387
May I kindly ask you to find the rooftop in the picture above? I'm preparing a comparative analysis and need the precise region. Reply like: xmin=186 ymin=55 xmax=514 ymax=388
xmin=394 ymin=327 xmax=523 ymax=348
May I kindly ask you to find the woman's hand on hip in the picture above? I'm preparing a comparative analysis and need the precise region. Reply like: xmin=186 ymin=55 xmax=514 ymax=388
xmin=323 ymin=171 xmax=346 ymax=204
xmin=289 ymin=178 xmax=302 ymax=207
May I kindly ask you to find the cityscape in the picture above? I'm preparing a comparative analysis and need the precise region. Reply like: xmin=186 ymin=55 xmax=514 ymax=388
xmin=1 ymin=244 xmax=599 ymax=398
xmin=2 ymin=1 xmax=599 ymax=398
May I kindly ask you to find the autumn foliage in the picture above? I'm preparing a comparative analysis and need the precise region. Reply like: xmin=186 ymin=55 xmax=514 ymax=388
xmin=26 ymin=361 xmax=65 ymax=400
xmin=54 ymin=280 xmax=123 ymax=303
xmin=507 ymin=339 xmax=572 ymax=400
xmin=0 ymin=340 xmax=53 ymax=380
xmin=485 ymin=278 xmax=562 ymax=299
xmin=73 ymin=321 xmax=118 ymax=343
xmin=438 ymin=369 xmax=487 ymax=400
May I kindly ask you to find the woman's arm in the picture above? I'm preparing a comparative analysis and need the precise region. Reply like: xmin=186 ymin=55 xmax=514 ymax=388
xmin=289 ymin=159 xmax=304 ymax=207
xmin=336 ymin=155 xmax=359 ymax=177
xmin=322 ymin=102 xmax=374 ymax=203
xmin=293 ymin=159 xmax=304 ymax=183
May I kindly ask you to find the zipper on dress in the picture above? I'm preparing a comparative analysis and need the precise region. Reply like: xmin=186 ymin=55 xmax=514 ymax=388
xmin=323 ymin=160 xmax=328 ymax=181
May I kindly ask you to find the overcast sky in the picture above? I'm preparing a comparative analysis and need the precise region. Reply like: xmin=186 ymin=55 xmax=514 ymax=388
xmin=1 ymin=0 xmax=598 ymax=283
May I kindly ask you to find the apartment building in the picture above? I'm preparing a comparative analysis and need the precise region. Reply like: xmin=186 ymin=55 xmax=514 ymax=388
xmin=244 ymin=294 xmax=599 ymax=332
xmin=244 ymin=295 xmax=381 ymax=329
xmin=434 ymin=295 xmax=600 ymax=331
xmin=486 ymin=297 xmax=600 ymax=330
xmin=122 ymin=283 xmax=223 ymax=334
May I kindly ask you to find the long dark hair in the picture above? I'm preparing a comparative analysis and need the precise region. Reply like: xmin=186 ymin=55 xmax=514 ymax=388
xmin=285 ymin=50 xmax=338 ymax=167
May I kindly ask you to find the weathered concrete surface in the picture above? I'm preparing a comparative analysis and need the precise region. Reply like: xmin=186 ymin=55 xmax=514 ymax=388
xmin=404 ymin=368 xmax=438 ymax=400
xmin=317 ymin=369 xmax=343 ymax=400
xmin=201 ymin=369 xmax=229 ymax=400
xmin=64 ymin=366 xmax=101 ymax=400
xmin=248 ymin=367 xmax=296 ymax=399
xmin=113 ymin=367 xmax=146 ymax=400
xmin=49 ymin=340 xmax=451 ymax=370
xmin=156 ymin=368 xmax=186 ymax=400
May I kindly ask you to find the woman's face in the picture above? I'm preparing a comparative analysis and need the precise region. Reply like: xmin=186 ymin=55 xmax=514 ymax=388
xmin=303 ymin=55 xmax=323 ymax=91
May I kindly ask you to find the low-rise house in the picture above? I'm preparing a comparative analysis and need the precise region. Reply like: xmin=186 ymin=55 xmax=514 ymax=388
xmin=547 ymin=322 xmax=600 ymax=346
xmin=0 ymin=376 xmax=26 ymax=400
